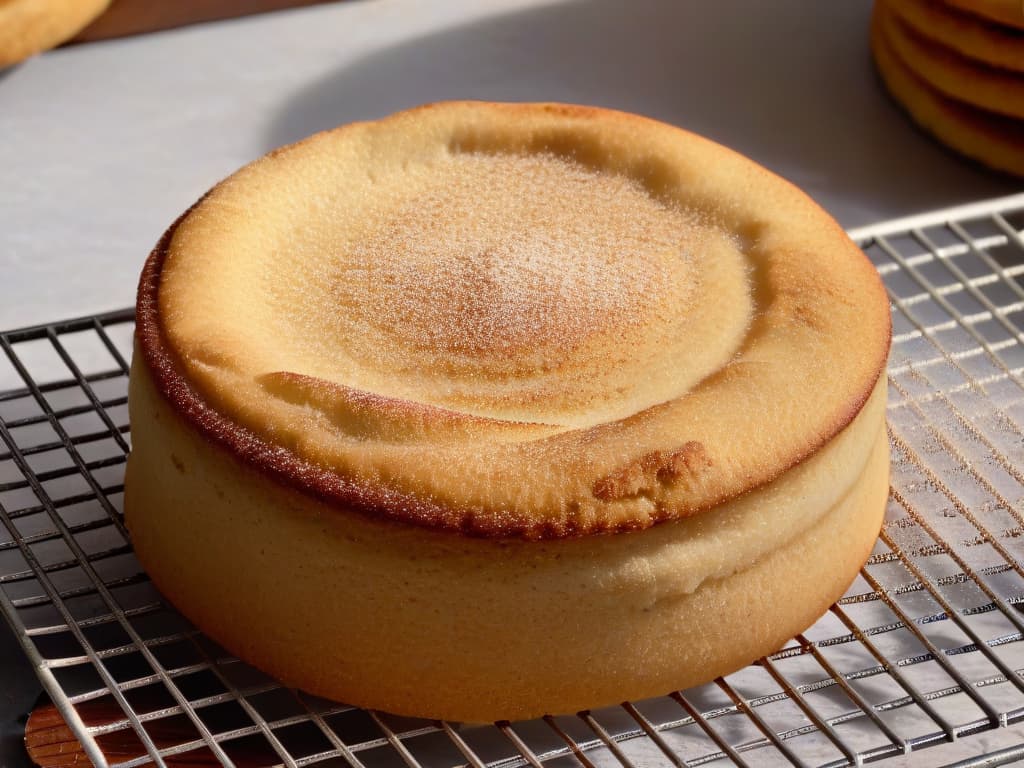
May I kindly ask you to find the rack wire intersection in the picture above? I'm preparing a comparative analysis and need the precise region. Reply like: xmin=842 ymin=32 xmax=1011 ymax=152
xmin=2 ymin=194 xmax=1024 ymax=768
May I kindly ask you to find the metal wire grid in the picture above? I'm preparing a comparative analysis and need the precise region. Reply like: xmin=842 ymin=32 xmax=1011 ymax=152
xmin=2 ymin=195 xmax=1024 ymax=768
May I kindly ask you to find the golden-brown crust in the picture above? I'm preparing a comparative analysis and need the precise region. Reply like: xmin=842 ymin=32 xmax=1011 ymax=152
xmin=872 ymin=6 xmax=1024 ymax=178
xmin=135 ymin=101 xmax=891 ymax=540
xmin=878 ymin=0 xmax=1024 ymax=120
xmin=943 ymin=0 xmax=1024 ymax=29
xmin=136 ymin=226 xmax=470 ymax=532
xmin=258 ymin=371 xmax=561 ymax=442
xmin=889 ymin=0 xmax=1024 ymax=73
xmin=592 ymin=441 xmax=712 ymax=502
xmin=0 ymin=0 xmax=110 ymax=67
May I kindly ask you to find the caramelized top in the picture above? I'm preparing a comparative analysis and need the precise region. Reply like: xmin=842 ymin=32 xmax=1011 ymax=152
xmin=137 ymin=101 xmax=890 ymax=539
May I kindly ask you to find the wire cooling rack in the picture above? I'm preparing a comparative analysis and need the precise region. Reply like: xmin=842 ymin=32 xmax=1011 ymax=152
xmin=3 ymin=194 xmax=1024 ymax=768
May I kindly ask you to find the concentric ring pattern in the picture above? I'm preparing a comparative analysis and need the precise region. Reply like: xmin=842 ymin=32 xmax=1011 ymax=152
xmin=139 ymin=102 xmax=890 ymax=538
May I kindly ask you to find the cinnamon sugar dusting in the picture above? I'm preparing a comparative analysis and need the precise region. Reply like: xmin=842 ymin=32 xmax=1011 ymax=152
xmin=251 ymin=146 xmax=745 ymax=427
xmin=346 ymin=152 xmax=698 ymax=360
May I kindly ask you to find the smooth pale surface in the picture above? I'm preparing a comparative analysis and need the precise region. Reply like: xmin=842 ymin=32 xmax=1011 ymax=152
xmin=126 ymin=350 xmax=889 ymax=721
xmin=0 ymin=0 xmax=1019 ymax=331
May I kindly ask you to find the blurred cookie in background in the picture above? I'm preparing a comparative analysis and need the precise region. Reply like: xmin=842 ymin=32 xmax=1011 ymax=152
xmin=944 ymin=0 xmax=1024 ymax=28
xmin=71 ymin=0 xmax=338 ymax=43
xmin=872 ymin=0 xmax=1024 ymax=177
xmin=0 ymin=0 xmax=110 ymax=68
xmin=879 ymin=0 xmax=1024 ymax=118
xmin=888 ymin=0 xmax=1024 ymax=73
xmin=0 ymin=0 xmax=338 ymax=68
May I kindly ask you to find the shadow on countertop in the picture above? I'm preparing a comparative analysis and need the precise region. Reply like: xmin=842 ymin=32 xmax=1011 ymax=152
xmin=263 ymin=0 xmax=1017 ymax=229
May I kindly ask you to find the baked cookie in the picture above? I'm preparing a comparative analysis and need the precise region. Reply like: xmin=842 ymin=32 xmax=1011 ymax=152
xmin=873 ymin=9 xmax=1024 ymax=177
xmin=0 ymin=0 xmax=110 ymax=68
xmin=878 ymin=0 xmax=1024 ymax=120
xmin=126 ymin=102 xmax=892 ymax=721
xmin=943 ymin=0 xmax=1024 ymax=29
xmin=889 ymin=0 xmax=1024 ymax=73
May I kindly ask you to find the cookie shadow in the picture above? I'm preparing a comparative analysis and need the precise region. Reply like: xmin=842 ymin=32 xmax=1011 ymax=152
xmin=264 ymin=0 xmax=1017 ymax=228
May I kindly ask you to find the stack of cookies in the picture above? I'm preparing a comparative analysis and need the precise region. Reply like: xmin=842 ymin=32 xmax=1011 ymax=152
xmin=872 ymin=0 xmax=1024 ymax=177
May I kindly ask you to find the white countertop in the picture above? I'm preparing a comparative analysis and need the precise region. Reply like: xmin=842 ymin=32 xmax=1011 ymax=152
xmin=0 ymin=0 xmax=1019 ymax=331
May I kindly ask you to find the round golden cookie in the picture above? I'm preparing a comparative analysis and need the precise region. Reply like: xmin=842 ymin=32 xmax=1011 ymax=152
xmin=873 ymin=9 xmax=1024 ymax=177
xmin=889 ymin=0 xmax=1024 ymax=73
xmin=0 ymin=0 xmax=110 ymax=68
xmin=877 ymin=0 xmax=1024 ymax=120
xmin=943 ymin=0 xmax=1024 ymax=29
xmin=126 ymin=102 xmax=891 ymax=721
